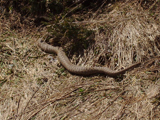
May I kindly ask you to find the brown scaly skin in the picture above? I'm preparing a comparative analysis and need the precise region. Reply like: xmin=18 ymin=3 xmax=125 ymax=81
xmin=38 ymin=38 xmax=141 ymax=77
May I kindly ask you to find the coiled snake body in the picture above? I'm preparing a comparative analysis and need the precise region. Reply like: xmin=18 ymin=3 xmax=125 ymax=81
xmin=38 ymin=38 xmax=141 ymax=77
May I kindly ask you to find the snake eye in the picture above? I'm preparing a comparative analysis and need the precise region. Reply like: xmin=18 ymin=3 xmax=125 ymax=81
xmin=38 ymin=39 xmax=43 ymax=42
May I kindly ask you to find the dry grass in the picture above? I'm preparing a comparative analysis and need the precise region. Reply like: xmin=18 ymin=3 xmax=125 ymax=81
xmin=0 ymin=1 xmax=160 ymax=120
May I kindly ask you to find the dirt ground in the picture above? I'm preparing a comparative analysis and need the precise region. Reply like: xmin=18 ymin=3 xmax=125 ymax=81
xmin=0 ymin=1 xmax=160 ymax=120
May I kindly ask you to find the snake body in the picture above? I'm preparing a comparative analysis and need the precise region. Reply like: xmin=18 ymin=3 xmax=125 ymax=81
xmin=38 ymin=38 xmax=141 ymax=77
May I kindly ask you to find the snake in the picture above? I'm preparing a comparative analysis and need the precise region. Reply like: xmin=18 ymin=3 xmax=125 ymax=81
xmin=38 ymin=38 xmax=141 ymax=77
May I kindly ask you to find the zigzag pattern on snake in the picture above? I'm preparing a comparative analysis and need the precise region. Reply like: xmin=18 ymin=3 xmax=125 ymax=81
xmin=38 ymin=38 xmax=141 ymax=77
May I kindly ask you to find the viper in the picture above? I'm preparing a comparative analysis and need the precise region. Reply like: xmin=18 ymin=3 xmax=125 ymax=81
xmin=38 ymin=38 xmax=141 ymax=77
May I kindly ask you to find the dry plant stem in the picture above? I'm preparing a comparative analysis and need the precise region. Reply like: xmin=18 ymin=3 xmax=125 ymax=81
xmin=25 ymin=87 xmax=82 ymax=120
xmin=16 ymin=97 xmax=21 ymax=117
xmin=19 ymin=85 xmax=41 ymax=120
xmin=62 ymin=0 xmax=87 ymax=19
xmin=95 ymin=90 xmax=125 ymax=119
xmin=112 ymin=103 xmax=126 ymax=119
xmin=148 ymin=0 xmax=158 ymax=11
xmin=8 ymin=87 xmax=82 ymax=120
xmin=38 ymin=38 xmax=141 ymax=77
xmin=92 ymin=0 xmax=108 ymax=19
